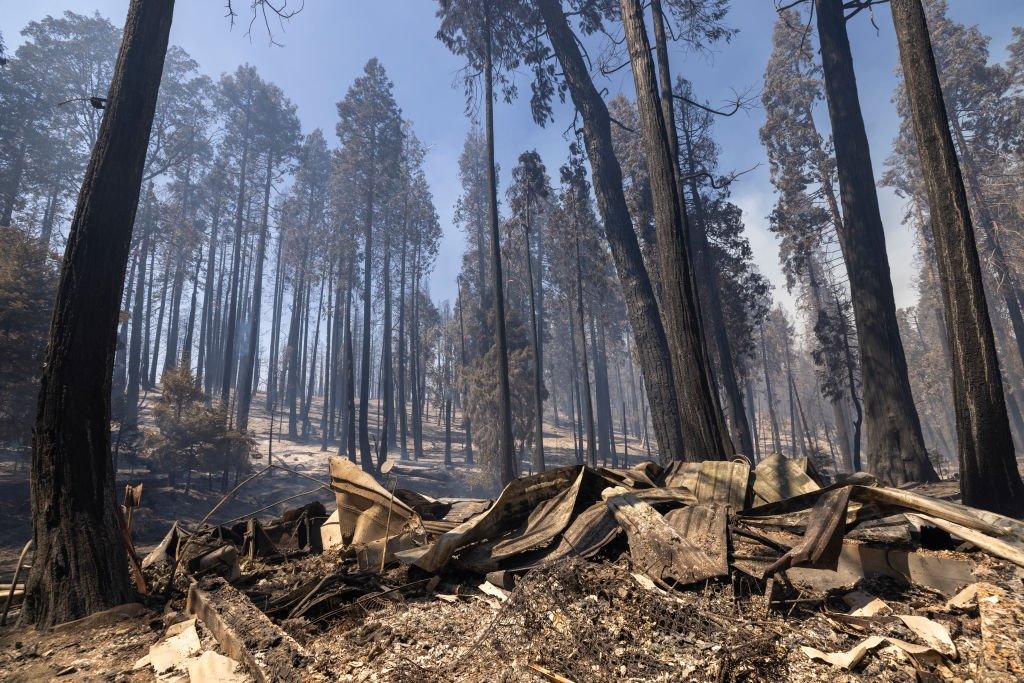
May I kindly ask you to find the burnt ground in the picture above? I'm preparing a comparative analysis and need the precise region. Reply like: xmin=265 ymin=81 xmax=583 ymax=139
xmin=0 ymin=391 xmax=609 ymax=591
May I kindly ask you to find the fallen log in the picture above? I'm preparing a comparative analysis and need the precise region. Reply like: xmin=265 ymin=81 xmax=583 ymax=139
xmin=187 ymin=576 xmax=310 ymax=682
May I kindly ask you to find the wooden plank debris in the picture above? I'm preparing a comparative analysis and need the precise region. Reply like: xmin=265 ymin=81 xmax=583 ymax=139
xmin=906 ymin=512 xmax=1024 ymax=569
xmin=187 ymin=576 xmax=310 ymax=683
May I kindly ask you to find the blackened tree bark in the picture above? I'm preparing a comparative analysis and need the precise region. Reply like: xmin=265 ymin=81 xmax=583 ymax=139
xmin=149 ymin=256 xmax=170 ymax=386
xmin=398 ymin=239 xmax=410 ymax=459
xmin=815 ymin=0 xmax=937 ymax=484
xmin=619 ymin=0 xmax=733 ymax=459
xmin=286 ymin=265 xmax=306 ymax=438
xmin=359 ymin=172 xmax=375 ymax=472
xmin=891 ymin=0 xmax=1024 ymax=514
xmin=589 ymin=314 xmax=611 ymax=464
xmin=180 ymin=256 xmax=201 ymax=368
xmin=482 ymin=5 xmax=517 ymax=487
xmin=196 ymin=191 xmax=221 ymax=389
xmin=537 ymin=0 xmax=686 ymax=461
xmin=380 ymin=226 xmax=394 ymax=460
xmin=266 ymin=235 xmax=286 ymax=412
xmin=678 ymin=102 xmax=756 ymax=457
xmin=24 ymin=0 xmax=174 ymax=628
xmin=650 ymin=0 xmax=753 ymax=457
xmin=948 ymin=120 xmax=1024 ymax=371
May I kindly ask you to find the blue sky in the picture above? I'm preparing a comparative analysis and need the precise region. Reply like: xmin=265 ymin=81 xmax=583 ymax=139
xmin=3 ymin=0 xmax=1023 ymax=316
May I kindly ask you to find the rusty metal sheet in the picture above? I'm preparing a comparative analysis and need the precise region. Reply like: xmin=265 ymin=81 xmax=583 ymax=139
xmin=664 ymin=503 xmax=729 ymax=577
xmin=603 ymin=486 xmax=725 ymax=586
xmin=751 ymin=453 xmax=821 ymax=505
xmin=693 ymin=460 xmax=751 ymax=509
xmin=398 ymin=466 xmax=583 ymax=573
xmin=763 ymin=486 xmax=852 ymax=576
xmin=329 ymin=456 xmax=417 ymax=547
xmin=458 ymin=468 xmax=593 ymax=570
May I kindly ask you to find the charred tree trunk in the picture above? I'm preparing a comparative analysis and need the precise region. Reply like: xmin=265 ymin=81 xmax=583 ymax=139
xmin=649 ymin=0 xmax=752 ymax=458
xmin=380 ymin=228 xmax=394 ymax=458
xmin=537 ymin=0 xmax=686 ymax=461
xmin=196 ymin=191 xmax=222 ymax=389
xmin=220 ymin=104 xmax=251 ymax=409
xmin=482 ymin=6 xmax=517 ymax=487
xmin=759 ymin=325 xmax=783 ymax=454
xmin=235 ymin=151 xmax=275 ymax=432
xmin=149 ymin=255 xmax=170 ymax=386
xmin=619 ymin=0 xmax=733 ymax=459
xmin=523 ymin=200 xmax=545 ymax=472
xmin=266 ymin=233 xmax=286 ymax=412
xmin=24 ymin=0 xmax=174 ymax=628
xmin=575 ymin=234 xmax=597 ymax=467
xmin=180 ymin=254 xmax=201 ymax=368
xmin=891 ymin=0 xmax=1024 ymax=514
xmin=125 ymin=189 xmax=154 ymax=431
xmin=358 ymin=159 xmax=376 ymax=471
xmin=815 ymin=0 xmax=937 ymax=484
xmin=456 ymin=277 xmax=473 ymax=464
xmin=286 ymin=263 xmax=307 ymax=438
xmin=398 ymin=239 xmax=410 ymax=460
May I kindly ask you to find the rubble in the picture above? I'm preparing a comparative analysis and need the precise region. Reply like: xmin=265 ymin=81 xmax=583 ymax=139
xmin=6 ymin=454 xmax=1024 ymax=681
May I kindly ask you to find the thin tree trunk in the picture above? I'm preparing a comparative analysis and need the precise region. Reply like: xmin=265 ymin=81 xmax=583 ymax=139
xmin=197 ymin=191 xmax=222 ymax=388
xmin=456 ymin=276 xmax=473 ymax=463
xmin=759 ymin=325 xmax=783 ymax=454
xmin=358 ymin=155 xmax=376 ymax=470
xmin=149 ymin=254 xmax=170 ymax=386
xmin=575 ymin=235 xmax=597 ymax=467
xmin=235 ymin=151 xmax=274 ymax=431
xmin=523 ymin=201 xmax=545 ymax=471
xmin=125 ymin=189 xmax=153 ymax=431
xmin=220 ymin=104 xmax=251 ymax=408
xmin=302 ymin=274 xmax=325 ymax=437
xmin=180 ymin=253 xmax=201 ymax=368
xmin=266 ymin=233 xmax=286 ymax=412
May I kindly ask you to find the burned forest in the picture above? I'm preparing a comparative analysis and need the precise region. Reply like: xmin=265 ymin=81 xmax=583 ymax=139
xmin=2 ymin=0 xmax=1024 ymax=680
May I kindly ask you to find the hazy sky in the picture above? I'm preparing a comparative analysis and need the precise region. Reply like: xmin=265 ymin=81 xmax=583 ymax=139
xmin=3 ymin=0 xmax=1022 ymax=317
